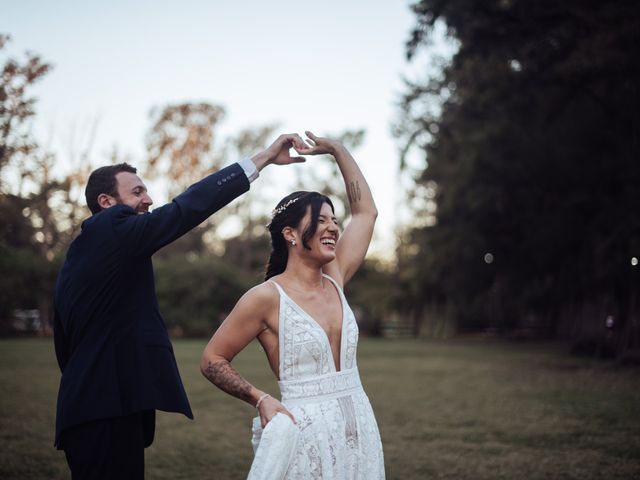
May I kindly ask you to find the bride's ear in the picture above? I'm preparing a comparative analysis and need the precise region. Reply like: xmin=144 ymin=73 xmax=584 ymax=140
xmin=282 ymin=227 xmax=296 ymax=244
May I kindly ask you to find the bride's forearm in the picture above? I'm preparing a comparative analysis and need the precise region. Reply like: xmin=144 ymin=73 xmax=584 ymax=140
xmin=202 ymin=358 xmax=260 ymax=405
xmin=332 ymin=145 xmax=378 ymax=217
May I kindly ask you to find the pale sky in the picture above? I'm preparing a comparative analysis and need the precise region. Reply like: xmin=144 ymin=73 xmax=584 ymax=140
xmin=2 ymin=0 xmax=436 ymax=256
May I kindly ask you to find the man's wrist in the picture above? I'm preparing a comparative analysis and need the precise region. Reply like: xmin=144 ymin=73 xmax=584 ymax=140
xmin=250 ymin=152 xmax=270 ymax=172
xmin=238 ymin=157 xmax=259 ymax=183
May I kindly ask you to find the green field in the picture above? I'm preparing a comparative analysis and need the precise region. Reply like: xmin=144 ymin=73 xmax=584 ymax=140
xmin=1 ymin=338 xmax=638 ymax=479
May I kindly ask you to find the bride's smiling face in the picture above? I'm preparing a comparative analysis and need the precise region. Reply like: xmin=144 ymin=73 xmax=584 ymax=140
xmin=292 ymin=202 xmax=340 ymax=264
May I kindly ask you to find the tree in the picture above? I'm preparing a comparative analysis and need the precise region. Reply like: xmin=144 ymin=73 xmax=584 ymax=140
xmin=397 ymin=0 xmax=640 ymax=349
xmin=0 ymin=34 xmax=51 ymax=190
xmin=154 ymin=254 xmax=255 ymax=336
xmin=0 ymin=35 xmax=89 ymax=334
xmin=145 ymin=102 xmax=226 ymax=197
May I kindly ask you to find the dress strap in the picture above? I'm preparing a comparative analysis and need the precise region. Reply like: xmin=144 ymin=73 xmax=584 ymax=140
xmin=321 ymin=273 xmax=343 ymax=293
xmin=268 ymin=280 xmax=286 ymax=296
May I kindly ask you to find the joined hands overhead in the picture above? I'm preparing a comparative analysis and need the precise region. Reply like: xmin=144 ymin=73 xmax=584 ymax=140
xmin=251 ymin=131 xmax=344 ymax=171
xmin=251 ymin=133 xmax=307 ymax=171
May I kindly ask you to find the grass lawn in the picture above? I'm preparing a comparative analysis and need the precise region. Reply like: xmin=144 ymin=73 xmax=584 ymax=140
xmin=1 ymin=337 xmax=639 ymax=479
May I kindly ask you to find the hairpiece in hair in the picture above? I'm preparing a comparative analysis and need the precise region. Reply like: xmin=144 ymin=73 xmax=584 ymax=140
xmin=271 ymin=196 xmax=301 ymax=218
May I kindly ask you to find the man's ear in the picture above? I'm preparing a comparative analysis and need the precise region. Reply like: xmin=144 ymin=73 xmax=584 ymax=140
xmin=97 ymin=193 xmax=117 ymax=210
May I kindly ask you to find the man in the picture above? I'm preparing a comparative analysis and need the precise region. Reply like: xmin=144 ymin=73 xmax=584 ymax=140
xmin=53 ymin=133 xmax=306 ymax=479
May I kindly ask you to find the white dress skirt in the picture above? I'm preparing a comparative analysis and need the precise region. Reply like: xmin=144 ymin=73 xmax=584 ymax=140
xmin=248 ymin=275 xmax=385 ymax=480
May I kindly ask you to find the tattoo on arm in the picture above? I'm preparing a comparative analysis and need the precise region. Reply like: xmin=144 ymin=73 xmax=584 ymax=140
xmin=204 ymin=359 xmax=253 ymax=403
xmin=347 ymin=181 xmax=361 ymax=204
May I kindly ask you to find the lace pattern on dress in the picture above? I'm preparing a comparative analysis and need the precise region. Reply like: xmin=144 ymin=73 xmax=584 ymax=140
xmin=249 ymin=275 xmax=384 ymax=479
xmin=279 ymin=369 xmax=363 ymax=404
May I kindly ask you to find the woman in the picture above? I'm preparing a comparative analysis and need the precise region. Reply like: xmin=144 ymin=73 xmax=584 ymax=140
xmin=201 ymin=131 xmax=385 ymax=479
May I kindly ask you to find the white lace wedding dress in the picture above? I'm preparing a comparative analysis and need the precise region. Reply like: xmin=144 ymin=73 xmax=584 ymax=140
xmin=248 ymin=274 xmax=385 ymax=479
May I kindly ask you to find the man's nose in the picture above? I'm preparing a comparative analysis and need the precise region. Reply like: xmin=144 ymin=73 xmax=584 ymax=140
xmin=144 ymin=194 xmax=153 ymax=206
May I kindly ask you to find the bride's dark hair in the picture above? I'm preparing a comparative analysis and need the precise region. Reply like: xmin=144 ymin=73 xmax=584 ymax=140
xmin=265 ymin=191 xmax=335 ymax=280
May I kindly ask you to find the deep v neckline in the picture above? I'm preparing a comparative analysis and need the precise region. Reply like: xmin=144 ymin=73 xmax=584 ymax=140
xmin=273 ymin=274 xmax=346 ymax=373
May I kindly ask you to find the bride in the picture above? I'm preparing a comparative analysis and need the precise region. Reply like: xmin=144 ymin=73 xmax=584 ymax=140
xmin=201 ymin=131 xmax=385 ymax=479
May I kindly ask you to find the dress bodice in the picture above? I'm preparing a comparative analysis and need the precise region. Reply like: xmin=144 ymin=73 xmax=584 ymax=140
xmin=271 ymin=274 xmax=359 ymax=382
xmin=249 ymin=275 xmax=385 ymax=479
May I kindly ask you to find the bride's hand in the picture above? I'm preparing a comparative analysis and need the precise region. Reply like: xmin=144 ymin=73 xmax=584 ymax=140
xmin=296 ymin=131 xmax=342 ymax=156
xmin=258 ymin=395 xmax=296 ymax=428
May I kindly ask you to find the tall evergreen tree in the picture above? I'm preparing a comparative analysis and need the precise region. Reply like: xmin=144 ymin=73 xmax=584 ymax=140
xmin=397 ymin=0 xmax=640 ymax=347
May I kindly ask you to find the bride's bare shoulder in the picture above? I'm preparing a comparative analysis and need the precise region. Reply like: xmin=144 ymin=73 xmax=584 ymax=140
xmin=240 ymin=281 xmax=280 ymax=308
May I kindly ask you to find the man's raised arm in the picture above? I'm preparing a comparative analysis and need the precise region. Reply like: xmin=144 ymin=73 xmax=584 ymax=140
xmin=113 ymin=133 xmax=308 ymax=258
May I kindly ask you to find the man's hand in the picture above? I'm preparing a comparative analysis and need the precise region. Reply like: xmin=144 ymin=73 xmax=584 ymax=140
xmin=251 ymin=133 xmax=307 ymax=171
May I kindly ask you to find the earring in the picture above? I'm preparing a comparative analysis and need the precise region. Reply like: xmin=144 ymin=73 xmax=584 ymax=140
xmin=290 ymin=239 xmax=297 ymax=246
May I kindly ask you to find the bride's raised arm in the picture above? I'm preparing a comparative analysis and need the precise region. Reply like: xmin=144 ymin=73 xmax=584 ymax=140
xmin=298 ymin=131 xmax=378 ymax=286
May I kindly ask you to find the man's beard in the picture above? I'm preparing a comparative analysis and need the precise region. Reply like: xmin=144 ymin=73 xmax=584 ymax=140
xmin=115 ymin=198 xmax=149 ymax=214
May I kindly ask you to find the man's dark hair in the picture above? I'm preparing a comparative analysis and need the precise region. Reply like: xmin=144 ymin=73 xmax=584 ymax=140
xmin=85 ymin=163 xmax=137 ymax=214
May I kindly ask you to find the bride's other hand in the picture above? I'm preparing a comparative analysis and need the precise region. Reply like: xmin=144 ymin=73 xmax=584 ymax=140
xmin=296 ymin=130 xmax=342 ymax=156
xmin=258 ymin=395 xmax=296 ymax=428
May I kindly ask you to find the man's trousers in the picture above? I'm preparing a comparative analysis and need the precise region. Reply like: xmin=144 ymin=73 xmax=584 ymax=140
xmin=60 ymin=410 xmax=155 ymax=480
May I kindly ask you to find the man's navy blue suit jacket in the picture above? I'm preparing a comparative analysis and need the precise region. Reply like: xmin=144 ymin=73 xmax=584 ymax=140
xmin=53 ymin=163 xmax=249 ymax=447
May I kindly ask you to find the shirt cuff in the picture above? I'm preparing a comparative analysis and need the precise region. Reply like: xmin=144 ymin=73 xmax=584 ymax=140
xmin=238 ymin=158 xmax=259 ymax=183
